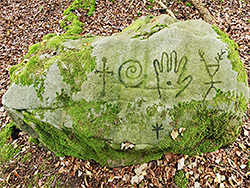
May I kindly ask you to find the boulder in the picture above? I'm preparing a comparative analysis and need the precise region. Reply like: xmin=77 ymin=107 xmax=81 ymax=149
xmin=3 ymin=15 xmax=249 ymax=167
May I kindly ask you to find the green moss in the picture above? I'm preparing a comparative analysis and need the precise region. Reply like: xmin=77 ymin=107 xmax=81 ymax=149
xmin=132 ymin=23 xmax=168 ymax=39
xmin=10 ymin=55 xmax=40 ymax=85
xmin=56 ymin=45 xmax=96 ymax=94
xmin=159 ymin=90 xmax=245 ymax=156
xmin=22 ymin=152 xmax=32 ymax=163
xmin=42 ymin=33 xmax=57 ymax=40
xmin=0 ymin=122 xmax=21 ymax=165
xmin=212 ymin=26 xmax=248 ymax=86
xmin=174 ymin=170 xmax=188 ymax=188
xmin=46 ymin=36 xmax=66 ymax=51
xmin=28 ymin=136 xmax=40 ymax=145
xmin=22 ymin=108 xmax=163 ymax=167
xmin=26 ymin=42 xmax=42 ymax=56
xmin=61 ymin=0 xmax=96 ymax=35
xmin=9 ymin=37 xmax=96 ymax=101
xmin=67 ymin=99 xmax=120 ymax=137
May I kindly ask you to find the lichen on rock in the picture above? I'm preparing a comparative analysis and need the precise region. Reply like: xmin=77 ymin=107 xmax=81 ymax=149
xmin=3 ymin=15 xmax=249 ymax=167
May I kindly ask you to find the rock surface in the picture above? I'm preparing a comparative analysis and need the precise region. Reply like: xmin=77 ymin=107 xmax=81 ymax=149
xmin=3 ymin=15 xmax=249 ymax=167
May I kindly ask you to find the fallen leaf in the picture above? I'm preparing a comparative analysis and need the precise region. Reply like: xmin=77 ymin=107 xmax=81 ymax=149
xmin=131 ymin=175 xmax=143 ymax=184
xmin=58 ymin=167 xmax=66 ymax=174
xmin=121 ymin=142 xmax=135 ymax=150
xmin=177 ymin=157 xmax=185 ymax=170
xmin=179 ymin=128 xmax=186 ymax=136
xmin=170 ymin=129 xmax=179 ymax=140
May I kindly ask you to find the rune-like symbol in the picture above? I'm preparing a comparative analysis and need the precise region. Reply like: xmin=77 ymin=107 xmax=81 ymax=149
xmin=95 ymin=57 xmax=114 ymax=97
xmin=152 ymin=123 xmax=164 ymax=139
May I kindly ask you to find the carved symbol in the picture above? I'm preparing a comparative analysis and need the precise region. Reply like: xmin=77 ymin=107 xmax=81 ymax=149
xmin=95 ymin=57 xmax=114 ymax=97
xmin=198 ymin=49 xmax=226 ymax=99
xmin=118 ymin=60 xmax=144 ymax=88
xmin=153 ymin=50 xmax=193 ymax=98
xmin=152 ymin=123 xmax=164 ymax=139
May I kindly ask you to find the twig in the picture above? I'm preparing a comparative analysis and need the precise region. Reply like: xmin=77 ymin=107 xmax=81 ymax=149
xmin=209 ymin=164 xmax=248 ymax=182
xmin=155 ymin=0 xmax=176 ymax=19
xmin=187 ymin=0 xmax=216 ymax=26
xmin=33 ymin=6 xmax=44 ymax=19
xmin=6 ymin=167 xmax=18 ymax=184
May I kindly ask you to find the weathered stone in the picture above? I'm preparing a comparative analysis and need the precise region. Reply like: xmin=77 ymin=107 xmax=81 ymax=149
xmin=3 ymin=15 xmax=249 ymax=167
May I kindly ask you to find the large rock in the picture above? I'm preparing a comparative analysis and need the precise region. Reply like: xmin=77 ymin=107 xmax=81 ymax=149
xmin=3 ymin=15 xmax=249 ymax=167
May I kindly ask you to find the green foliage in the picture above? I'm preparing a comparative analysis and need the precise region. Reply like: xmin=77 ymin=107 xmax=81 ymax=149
xmin=0 ymin=122 xmax=20 ymax=165
xmin=147 ymin=5 xmax=153 ymax=9
xmin=185 ymin=2 xmax=192 ymax=7
xmin=212 ymin=26 xmax=248 ymax=86
xmin=174 ymin=170 xmax=188 ymax=188
xmin=42 ymin=33 xmax=57 ymax=40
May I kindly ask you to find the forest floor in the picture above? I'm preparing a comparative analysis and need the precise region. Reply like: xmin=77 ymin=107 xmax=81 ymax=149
xmin=0 ymin=0 xmax=249 ymax=187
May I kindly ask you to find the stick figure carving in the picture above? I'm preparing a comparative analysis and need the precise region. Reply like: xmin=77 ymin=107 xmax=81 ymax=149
xmin=198 ymin=49 xmax=226 ymax=99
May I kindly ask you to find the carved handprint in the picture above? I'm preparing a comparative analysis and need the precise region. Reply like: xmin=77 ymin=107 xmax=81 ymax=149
xmin=153 ymin=50 xmax=193 ymax=98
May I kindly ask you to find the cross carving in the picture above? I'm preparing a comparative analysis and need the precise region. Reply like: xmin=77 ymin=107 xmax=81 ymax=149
xmin=95 ymin=57 xmax=114 ymax=97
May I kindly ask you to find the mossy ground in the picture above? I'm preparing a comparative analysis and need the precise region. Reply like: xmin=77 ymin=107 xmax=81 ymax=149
xmin=174 ymin=170 xmax=188 ymax=188
xmin=60 ymin=0 xmax=96 ymax=35
xmin=0 ymin=122 xmax=20 ymax=166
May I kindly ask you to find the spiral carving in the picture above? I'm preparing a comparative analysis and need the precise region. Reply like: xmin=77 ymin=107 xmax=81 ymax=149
xmin=118 ymin=60 xmax=143 ymax=87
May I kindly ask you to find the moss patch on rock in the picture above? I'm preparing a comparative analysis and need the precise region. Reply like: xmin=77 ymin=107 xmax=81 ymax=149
xmin=132 ymin=23 xmax=168 ymax=39
xmin=17 ymin=89 xmax=246 ymax=167
xmin=22 ymin=107 xmax=163 ymax=167
xmin=159 ymin=90 xmax=246 ymax=156
xmin=10 ymin=38 xmax=96 ymax=101
xmin=212 ymin=26 xmax=248 ymax=86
